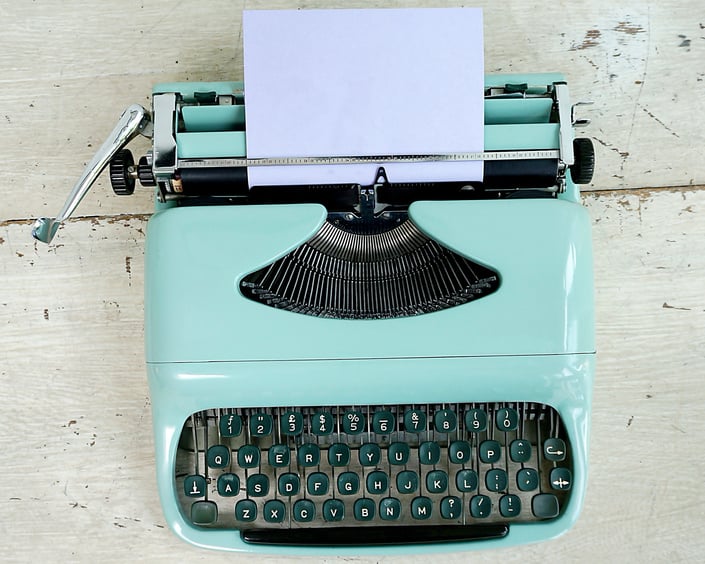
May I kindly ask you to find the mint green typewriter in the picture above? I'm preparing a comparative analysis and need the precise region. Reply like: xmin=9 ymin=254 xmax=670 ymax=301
xmin=33 ymin=73 xmax=595 ymax=554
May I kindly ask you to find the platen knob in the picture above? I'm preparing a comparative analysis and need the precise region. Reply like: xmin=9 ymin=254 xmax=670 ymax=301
xmin=570 ymin=138 xmax=595 ymax=185
xmin=109 ymin=149 xmax=136 ymax=195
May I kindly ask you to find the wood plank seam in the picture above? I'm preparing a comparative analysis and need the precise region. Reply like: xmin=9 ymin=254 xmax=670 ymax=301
xmin=4 ymin=185 xmax=703 ymax=227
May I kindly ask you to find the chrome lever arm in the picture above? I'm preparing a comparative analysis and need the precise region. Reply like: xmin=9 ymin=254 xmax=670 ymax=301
xmin=32 ymin=104 xmax=152 ymax=244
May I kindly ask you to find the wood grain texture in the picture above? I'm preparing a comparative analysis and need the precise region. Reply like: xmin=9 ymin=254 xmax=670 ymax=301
xmin=0 ymin=1 xmax=703 ymax=222
xmin=1 ymin=187 xmax=703 ymax=562
xmin=1 ymin=1 xmax=704 ymax=561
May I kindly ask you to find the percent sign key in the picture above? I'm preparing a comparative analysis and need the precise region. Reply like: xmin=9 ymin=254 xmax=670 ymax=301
xmin=343 ymin=411 xmax=365 ymax=434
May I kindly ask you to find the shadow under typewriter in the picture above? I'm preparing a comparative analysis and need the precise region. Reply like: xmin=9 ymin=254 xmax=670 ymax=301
xmin=240 ymin=218 xmax=500 ymax=319
xmin=176 ymin=404 xmax=573 ymax=545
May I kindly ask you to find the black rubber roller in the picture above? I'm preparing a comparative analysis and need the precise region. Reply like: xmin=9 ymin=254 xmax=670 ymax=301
xmin=179 ymin=167 xmax=249 ymax=196
xmin=483 ymin=159 xmax=559 ymax=189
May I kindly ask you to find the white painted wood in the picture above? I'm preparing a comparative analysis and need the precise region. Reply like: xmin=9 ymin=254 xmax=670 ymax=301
xmin=0 ymin=1 xmax=703 ymax=222
xmin=1 ymin=187 xmax=703 ymax=561
xmin=1 ymin=1 xmax=704 ymax=560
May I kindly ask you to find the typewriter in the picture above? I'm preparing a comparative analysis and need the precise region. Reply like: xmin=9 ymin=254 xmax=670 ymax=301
xmin=33 ymin=73 xmax=595 ymax=553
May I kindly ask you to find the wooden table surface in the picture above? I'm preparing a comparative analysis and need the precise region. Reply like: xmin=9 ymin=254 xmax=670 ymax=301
xmin=1 ymin=1 xmax=703 ymax=562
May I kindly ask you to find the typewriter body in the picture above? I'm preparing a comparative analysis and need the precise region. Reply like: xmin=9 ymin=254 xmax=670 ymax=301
xmin=33 ymin=72 xmax=595 ymax=554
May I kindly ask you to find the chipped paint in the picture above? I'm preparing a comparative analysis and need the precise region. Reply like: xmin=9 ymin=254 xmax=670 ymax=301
xmin=662 ymin=302 xmax=692 ymax=311
xmin=585 ymin=185 xmax=705 ymax=199
xmin=571 ymin=29 xmax=602 ymax=51
xmin=614 ymin=21 xmax=645 ymax=35
xmin=642 ymin=108 xmax=680 ymax=138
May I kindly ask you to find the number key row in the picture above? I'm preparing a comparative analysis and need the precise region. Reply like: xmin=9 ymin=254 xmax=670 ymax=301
xmin=218 ymin=407 xmax=527 ymax=438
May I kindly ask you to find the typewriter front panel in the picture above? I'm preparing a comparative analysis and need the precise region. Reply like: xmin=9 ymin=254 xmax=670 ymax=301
xmin=148 ymin=353 xmax=593 ymax=553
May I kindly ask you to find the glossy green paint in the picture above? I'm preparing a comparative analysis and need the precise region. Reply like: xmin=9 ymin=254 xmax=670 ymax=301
xmin=145 ymin=199 xmax=594 ymax=363
xmin=182 ymin=105 xmax=246 ymax=131
xmin=147 ymin=354 xmax=593 ymax=554
xmin=176 ymin=131 xmax=247 ymax=158
xmin=145 ymin=73 xmax=595 ymax=553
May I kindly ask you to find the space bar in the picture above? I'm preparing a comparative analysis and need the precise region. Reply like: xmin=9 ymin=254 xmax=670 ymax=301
xmin=241 ymin=524 xmax=509 ymax=546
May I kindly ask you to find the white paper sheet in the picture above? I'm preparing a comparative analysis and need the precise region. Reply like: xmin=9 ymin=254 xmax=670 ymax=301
xmin=243 ymin=8 xmax=484 ymax=187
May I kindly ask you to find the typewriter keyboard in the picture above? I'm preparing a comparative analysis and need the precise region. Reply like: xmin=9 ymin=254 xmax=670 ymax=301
xmin=175 ymin=403 xmax=572 ymax=545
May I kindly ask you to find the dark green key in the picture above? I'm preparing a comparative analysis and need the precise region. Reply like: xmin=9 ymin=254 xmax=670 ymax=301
xmin=278 ymin=472 xmax=300 ymax=496
xmin=372 ymin=410 xmax=395 ymax=434
xmin=191 ymin=500 xmax=217 ymax=525
xmin=440 ymin=496 xmax=462 ymax=519
xmin=323 ymin=499 xmax=345 ymax=522
xmin=532 ymin=493 xmax=559 ymax=518
xmin=217 ymin=473 xmax=239 ymax=497
xmin=500 ymin=494 xmax=521 ymax=517
xmin=449 ymin=440 xmax=471 ymax=464
xmin=298 ymin=443 xmax=320 ymax=467
xmin=464 ymin=408 xmax=487 ymax=432
xmin=249 ymin=412 xmax=272 ymax=437
xmin=237 ymin=445 xmax=260 ymax=468
xmin=328 ymin=443 xmax=350 ymax=466
xmin=307 ymin=472 xmax=329 ymax=496
xmin=219 ymin=413 xmax=242 ymax=437
xmin=359 ymin=443 xmax=381 ymax=466
xmin=354 ymin=498 xmax=375 ymax=521
xmin=342 ymin=410 xmax=365 ymax=434
xmin=312 ymin=411 xmax=334 ymax=435
xmin=470 ymin=494 xmax=492 ymax=518
xmin=264 ymin=500 xmax=286 ymax=523
xmin=388 ymin=442 xmax=410 ymax=465
xmin=505 ymin=82 xmax=528 ymax=94
xmin=544 ymin=438 xmax=567 ymax=461
xmin=366 ymin=470 xmax=388 ymax=495
xmin=411 ymin=496 xmax=432 ymax=520
xmin=550 ymin=467 xmax=572 ymax=490
xmin=379 ymin=497 xmax=401 ymax=521
xmin=396 ymin=470 xmax=418 ymax=494
xmin=337 ymin=472 xmax=360 ymax=495
xmin=246 ymin=473 xmax=269 ymax=497
xmin=517 ymin=468 xmax=539 ymax=491
xmin=235 ymin=499 xmax=257 ymax=522
xmin=404 ymin=409 xmax=426 ymax=433
xmin=485 ymin=469 xmax=508 ymax=492
xmin=419 ymin=441 xmax=441 ymax=465
xmin=495 ymin=407 xmax=519 ymax=432
xmin=479 ymin=440 xmax=501 ymax=463
xmin=194 ymin=90 xmax=217 ymax=103
xmin=456 ymin=469 xmax=478 ymax=492
xmin=434 ymin=409 xmax=457 ymax=433
xmin=268 ymin=444 xmax=290 ymax=467
xmin=426 ymin=470 xmax=448 ymax=493
xmin=280 ymin=411 xmax=303 ymax=436
xmin=510 ymin=439 xmax=532 ymax=462
xmin=293 ymin=499 xmax=315 ymax=522
xmin=184 ymin=475 xmax=206 ymax=498
xmin=206 ymin=445 xmax=230 ymax=468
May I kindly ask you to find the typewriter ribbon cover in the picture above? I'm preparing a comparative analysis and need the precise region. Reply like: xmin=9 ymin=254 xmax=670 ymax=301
xmin=34 ymin=7 xmax=595 ymax=554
